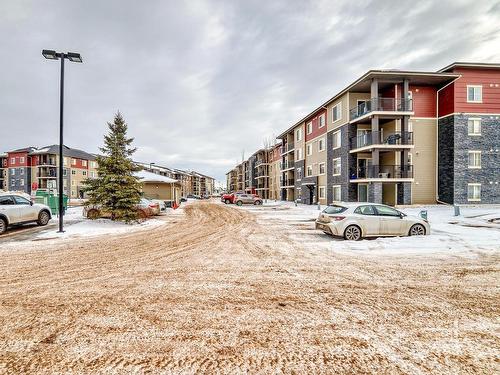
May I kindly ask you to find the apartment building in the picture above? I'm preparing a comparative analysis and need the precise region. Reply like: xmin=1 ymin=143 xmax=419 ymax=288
xmin=232 ymin=62 xmax=498 ymax=206
xmin=269 ymin=144 xmax=282 ymax=200
xmin=437 ymin=62 xmax=500 ymax=204
xmin=1 ymin=145 xmax=98 ymax=199
xmin=226 ymin=168 xmax=238 ymax=192
xmin=0 ymin=153 xmax=7 ymax=191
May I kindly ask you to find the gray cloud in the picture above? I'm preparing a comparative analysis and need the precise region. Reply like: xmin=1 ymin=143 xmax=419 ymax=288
xmin=1 ymin=0 xmax=499 ymax=181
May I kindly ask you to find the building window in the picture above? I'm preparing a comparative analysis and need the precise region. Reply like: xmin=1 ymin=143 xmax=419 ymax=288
xmin=82 ymin=160 xmax=88 ymax=167
xmin=90 ymin=161 xmax=97 ymax=168
xmin=467 ymin=85 xmax=482 ymax=103
xmin=306 ymin=165 xmax=313 ymax=177
xmin=71 ymin=170 xmax=76 ymax=175
xmin=20 ymin=179 xmax=24 ymax=186
xmin=332 ymin=130 xmax=341 ymax=149
xmin=10 ymin=169 xmax=15 ymax=176
xmin=318 ymin=138 xmax=325 ymax=152
xmin=10 ymin=158 xmax=15 ymax=164
xmin=83 ymin=170 xmax=87 ymax=176
xmin=319 ymin=186 xmax=326 ymax=199
xmin=318 ymin=114 xmax=325 ymax=128
xmin=20 ymin=169 xmax=24 ymax=175
xmin=468 ymin=118 xmax=481 ymax=135
xmin=306 ymin=143 xmax=312 ymax=156
xmin=297 ymin=168 xmax=302 ymax=180
xmin=71 ymin=158 xmax=77 ymax=165
xmin=332 ymin=185 xmax=341 ymax=201
xmin=319 ymin=163 xmax=325 ymax=175
xmin=332 ymin=102 xmax=342 ymax=122
xmin=333 ymin=158 xmax=341 ymax=176
xmin=307 ymin=121 xmax=312 ymax=134
xmin=295 ymin=148 xmax=302 ymax=161
xmin=295 ymin=128 xmax=302 ymax=141
xmin=11 ymin=180 xmax=15 ymax=186
xmin=20 ymin=157 xmax=25 ymax=163
xmin=468 ymin=151 xmax=481 ymax=169
xmin=467 ymin=184 xmax=481 ymax=201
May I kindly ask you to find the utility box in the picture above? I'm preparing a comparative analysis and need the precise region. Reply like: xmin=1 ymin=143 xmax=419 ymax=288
xmin=34 ymin=190 xmax=68 ymax=215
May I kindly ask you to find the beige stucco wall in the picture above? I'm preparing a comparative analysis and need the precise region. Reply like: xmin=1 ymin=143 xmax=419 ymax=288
xmin=410 ymin=118 xmax=437 ymax=204
xmin=304 ymin=133 xmax=328 ymax=204
xmin=327 ymin=93 xmax=349 ymax=132
xmin=142 ymin=182 xmax=181 ymax=203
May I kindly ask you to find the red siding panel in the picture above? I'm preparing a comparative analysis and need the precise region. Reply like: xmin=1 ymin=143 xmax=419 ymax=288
xmin=438 ymin=83 xmax=454 ymax=117
xmin=304 ymin=109 xmax=327 ymax=142
xmin=410 ymin=85 xmax=437 ymax=117
xmin=453 ymin=68 xmax=500 ymax=113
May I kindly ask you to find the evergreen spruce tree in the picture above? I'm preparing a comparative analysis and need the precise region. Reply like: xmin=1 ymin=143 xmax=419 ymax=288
xmin=84 ymin=112 xmax=142 ymax=222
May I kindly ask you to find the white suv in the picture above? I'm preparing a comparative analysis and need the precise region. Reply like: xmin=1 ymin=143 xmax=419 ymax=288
xmin=0 ymin=194 xmax=52 ymax=234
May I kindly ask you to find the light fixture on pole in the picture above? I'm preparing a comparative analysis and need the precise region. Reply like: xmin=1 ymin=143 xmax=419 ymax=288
xmin=42 ymin=49 xmax=83 ymax=233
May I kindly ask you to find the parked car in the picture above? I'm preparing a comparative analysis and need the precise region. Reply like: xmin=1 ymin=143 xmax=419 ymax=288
xmin=0 ymin=193 xmax=52 ymax=234
xmin=315 ymin=202 xmax=430 ymax=241
xmin=144 ymin=197 xmax=166 ymax=213
xmin=83 ymin=199 xmax=155 ymax=220
xmin=180 ymin=197 xmax=187 ymax=203
xmin=141 ymin=198 xmax=161 ymax=215
xmin=234 ymin=193 xmax=263 ymax=206
xmin=221 ymin=191 xmax=246 ymax=204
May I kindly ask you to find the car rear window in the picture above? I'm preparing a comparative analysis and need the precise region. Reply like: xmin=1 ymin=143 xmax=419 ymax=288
xmin=323 ymin=205 xmax=348 ymax=214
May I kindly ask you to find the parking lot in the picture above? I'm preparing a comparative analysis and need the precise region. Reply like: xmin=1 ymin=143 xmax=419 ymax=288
xmin=0 ymin=200 xmax=498 ymax=373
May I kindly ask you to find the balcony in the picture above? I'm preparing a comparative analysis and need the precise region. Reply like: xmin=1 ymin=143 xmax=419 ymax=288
xmin=281 ymin=160 xmax=295 ymax=171
xmin=350 ymin=131 xmax=413 ymax=151
xmin=350 ymin=165 xmax=413 ymax=181
xmin=255 ymin=159 xmax=269 ymax=167
xmin=349 ymin=98 xmax=413 ymax=122
xmin=281 ymin=179 xmax=295 ymax=188
xmin=281 ymin=142 xmax=295 ymax=155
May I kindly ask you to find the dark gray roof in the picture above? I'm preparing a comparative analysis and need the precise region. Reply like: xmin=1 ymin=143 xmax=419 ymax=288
xmin=29 ymin=145 xmax=96 ymax=160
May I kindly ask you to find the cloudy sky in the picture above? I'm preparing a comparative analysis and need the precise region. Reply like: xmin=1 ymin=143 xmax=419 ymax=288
xmin=1 ymin=0 xmax=499 ymax=181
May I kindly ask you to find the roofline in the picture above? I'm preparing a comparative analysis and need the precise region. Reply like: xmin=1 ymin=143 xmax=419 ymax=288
xmin=438 ymin=61 xmax=500 ymax=72
xmin=277 ymin=69 xmax=460 ymax=138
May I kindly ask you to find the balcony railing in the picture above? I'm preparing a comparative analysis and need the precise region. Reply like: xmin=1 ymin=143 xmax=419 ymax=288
xmin=349 ymin=98 xmax=413 ymax=121
xmin=350 ymin=165 xmax=413 ymax=179
xmin=281 ymin=179 xmax=295 ymax=187
xmin=281 ymin=160 xmax=295 ymax=170
xmin=350 ymin=131 xmax=413 ymax=149
xmin=281 ymin=142 xmax=295 ymax=154
xmin=255 ymin=159 xmax=269 ymax=167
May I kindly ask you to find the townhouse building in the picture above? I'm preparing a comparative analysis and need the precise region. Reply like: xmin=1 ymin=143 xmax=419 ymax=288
xmin=228 ymin=61 xmax=499 ymax=206
xmin=1 ymin=145 xmax=98 ymax=199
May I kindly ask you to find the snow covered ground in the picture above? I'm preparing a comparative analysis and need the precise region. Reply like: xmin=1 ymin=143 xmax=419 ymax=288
xmin=240 ymin=201 xmax=500 ymax=257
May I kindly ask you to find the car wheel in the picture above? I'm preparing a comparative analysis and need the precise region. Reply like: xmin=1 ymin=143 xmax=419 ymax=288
xmin=225 ymin=199 xmax=230 ymax=204
xmin=254 ymin=200 xmax=262 ymax=205
xmin=409 ymin=224 xmax=426 ymax=236
xmin=87 ymin=208 xmax=100 ymax=220
xmin=0 ymin=218 xmax=6 ymax=235
xmin=37 ymin=211 xmax=50 ymax=226
xmin=236 ymin=201 xmax=243 ymax=206
xmin=138 ymin=209 xmax=149 ymax=220
xmin=344 ymin=225 xmax=362 ymax=241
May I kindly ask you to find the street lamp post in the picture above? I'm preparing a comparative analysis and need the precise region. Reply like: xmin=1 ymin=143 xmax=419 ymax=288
xmin=42 ymin=49 xmax=83 ymax=233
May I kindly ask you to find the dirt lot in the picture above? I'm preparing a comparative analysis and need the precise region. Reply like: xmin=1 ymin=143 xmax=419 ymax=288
xmin=0 ymin=202 xmax=498 ymax=374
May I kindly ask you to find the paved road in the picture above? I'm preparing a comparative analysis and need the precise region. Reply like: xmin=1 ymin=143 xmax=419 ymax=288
xmin=0 ymin=221 xmax=58 ymax=243
xmin=0 ymin=202 xmax=498 ymax=373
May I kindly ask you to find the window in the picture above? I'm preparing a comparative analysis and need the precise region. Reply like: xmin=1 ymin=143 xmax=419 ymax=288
xmin=295 ymin=148 xmax=302 ymax=161
xmin=83 ymin=170 xmax=87 ymax=176
xmin=319 ymin=186 xmax=326 ymax=199
xmin=307 ymin=121 xmax=312 ymax=134
xmin=13 ymin=196 xmax=30 ymax=205
xmin=297 ymin=168 xmax=302 ymax=180
xmin=90 ymin=161 xmax=97 ymax=168
xmin=306 ymin=165 xmax=313 ymax=177
xmin=90 ymin=171 xmax=96 ymax=178
xmin=354 ymin=205 xmax=376 ymax=215
xmin=467 ymin=184 xmax=481 ymax=201
xmin=467 ymin=85 xmax=482 ymax=103
xmin=408 ymin=153 xmax=413 ymax=165
xmin=332 ymin=185 xmax=341 ymax=201
xmin=0 ymin=196 xmax=15 ymax=205
xmin=319 ymin=163 xmax=325 ymax=175
xmin=318 ymin=138 xmax=325 ymax=152
xmin=82 ymin=160 xmax=88 ymax=167
xmin=332 ymin=102 xmax=342 ymax=122
xmin=63 ymin=169 xmax=67 ymax=177
xmin=10 ymin=169 xmax=15 ymax=176
xmin=20 ymin=179 xmax=24 ymax=186
xmin=468 ymin=151 xmax=481 ymax=168
xmin=71 ymin=158 xmax=77 ymax=165
xmin=11 ymin=180 xmax=15 ymax=186
xmin=318 ymin=114 xmax=325 ymax=128
xmin=332 ymin=130 xmax=341 ymax=149
xmin=63 ymin=158 xmax=68 ymax=166
xmin=333 ymin=158 xmax=341 ymax=176
xmin=11 ymin=157 xmax=15 ymax=164
xmin=306 ymin=144 xmax=312 ymax=156
xmin=468 ymin=118 xmax=481 ymax=135
xmin=71 ymin=170 xmax=76 ymax=175
xmin=375 ymin=205 xmax=401 ymax=217
xmin=20 ymin=157 xmax=24 ymax=163
xmin=295 ymin=128 xmax=302 ymax=141
xmin=323 ymin=204 xmax=346 ymax=214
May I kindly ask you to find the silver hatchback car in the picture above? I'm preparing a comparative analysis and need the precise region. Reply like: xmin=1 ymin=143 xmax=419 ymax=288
xmin=234 ymin=194 xmax=263 ymax=206
xmin=315 ymin=202 xmax=430 ymax=241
